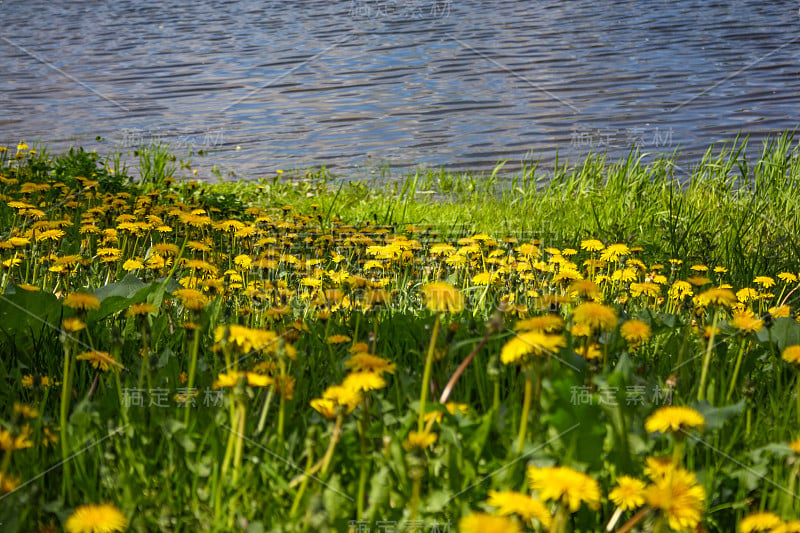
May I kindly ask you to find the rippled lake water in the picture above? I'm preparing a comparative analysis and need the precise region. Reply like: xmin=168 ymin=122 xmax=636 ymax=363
xmin=2 ymin=0 xmax=800 ymax=179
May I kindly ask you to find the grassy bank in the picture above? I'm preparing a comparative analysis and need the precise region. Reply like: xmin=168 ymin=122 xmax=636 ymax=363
xmin=1 ymin=136 xmax=800 ymax=532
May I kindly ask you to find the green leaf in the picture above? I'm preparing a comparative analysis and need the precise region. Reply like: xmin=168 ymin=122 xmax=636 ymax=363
xmin=0 ymin=286 xmax=62 ymax=353
xmin=694 ymin=400 xmax=745 ymax=432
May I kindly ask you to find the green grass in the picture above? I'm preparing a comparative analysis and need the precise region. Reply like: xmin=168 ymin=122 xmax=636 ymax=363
xmin=2 ymin=134 xmax=800 ymax=532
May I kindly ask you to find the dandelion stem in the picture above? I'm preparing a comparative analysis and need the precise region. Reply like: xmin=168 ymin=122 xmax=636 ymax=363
xmin=184 ymin=329 xmax=201 ymax=425
xmin=516 ymin=366 xmax=534 ymax=455
xmin=418 ymin=314 xmax=441 ymax=432
xmin=726 ymin=338 xmax=748 ymax=402
xmin=698 ymin=309 xmax=719 ymax=402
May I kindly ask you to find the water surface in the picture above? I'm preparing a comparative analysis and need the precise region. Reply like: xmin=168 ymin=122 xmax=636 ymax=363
xmin=2 ymin=0 xmax=799 ymax=179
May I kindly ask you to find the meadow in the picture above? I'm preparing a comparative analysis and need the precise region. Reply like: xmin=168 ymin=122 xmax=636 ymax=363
xmin=2 ymin=135 xmax=800 ymax=532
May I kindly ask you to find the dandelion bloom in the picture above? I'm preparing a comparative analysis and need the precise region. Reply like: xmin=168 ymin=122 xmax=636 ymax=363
xmin=782 ymin=345 xmax=800 ymax=365
xmin=600 ymin=243 xmax=630 ymax=262
xmin=738 ymin=512 xmax=783 ymax=533
xmin=730 ymin=310 xmax=764 ymax=334
xmin=696 ymin=287 xmax=737 ymax=308
xmin=644 ymin=468 xmax=705 ymax=531
xmin=173 ymin=288 xmax=208 ymax=311
xmin=459 ymin=513 xmax=522 ymax=533
xmin=620 ymin=319 xmax=652 ymax=348
xmin=0 ymin=472 xmax=20 ymax=494
xmin=500 ymin=331 xmax=565 ymax=365
xmin=326 ymin=334 xmax=351 ymax=344
xmin=64 ymin=292 xmax=100 ymax=311
xmin=486 ymin=490 xmax=552 ymax=528
xmin=789 ymin=439 xmax=800 ymax=454
xmin=514 ymin=314 xmax=565 ymax=333
xmin=402 ymin=430 xmax=437 ymax=451
xmin=421 ymin=282 xmax=464 ymax=314
xmin=773 ymin=521 xmax=800 ymax=533
xmin=527 ymin=465 xmax=601 ymax=512
xmin=65 ymin=502 xmax=128 ymax=533
xmin=645 ymin=406 xmax=704 ymax=434
xmin=0 ymin=427 xmax=33 ymax=451
xmin=580 ymin=239 xmax=604 ymax=252
xmin=572 ymin=302 xmax=618 ymax=331
xmin=125 ymin=303 xmax=158 ymax=317
xmin=214 ymin=325 xmax=277 ymax=354
xmin=76 ymin=351 xmax=123 ymax=372
xmin=753 ymin=276 xmax=776 ymax=289
xmin=62 ymin=317 xmax=86 ymax=333
xmin=345 ymin=352 xmax=396 ymax=375
xmin=609 ymin=476 xmax=646 ymax=511
xmin=342 ymin=371 xmax=386 ymax=392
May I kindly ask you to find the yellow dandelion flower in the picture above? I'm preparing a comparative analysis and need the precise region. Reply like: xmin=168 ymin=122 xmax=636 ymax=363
xmin=76 ymin=351 xmax=123 ymax=372
xmin=695 ymin=287 xmax=737 ymax=308
xmin=0 ymin=427 xmax=33 ymax=451
xmin=783 ymin=345 xmax=800 ymax=365
xmin=579 ymin=343 xmax=602 ymax=361
xmin=326 ymin=334 xmax=351 ymax=344
xmin=125 ymin=303 xmax=158 ymax=317
xmin=609 ymin=476 xmax=646 ymax=511
xmin=500 ymin=331 xmax=566 ymax=365
xmin=65 ymin=502 xmax=128 ymax=533
xmin=620 ymin=319 xmax=651 ymax=348
xmin=778 ymin=272 xmax=798 ymax=283
xmin=402 ymin=430 xmax=437 ymax=451
xmin=122 ymin=259 xmax=144 ymax=271
xmin=644 ymin=468 xmax=705 ymax=532
xmin=580 ymin=239 xmax=604 ymax=252
xmin=527 ymin=465 xmax=601 ymax=512
xmin=62 ymin=317 xmax=86 ymax=333
xmin=774 ymin=520 xmax=800 ymax=533
xmin=342 ymin=371 xmax=386 ymax=392
xmin=486 ymin=490 xmax=552 ymax=528
xmin=645 ymin=406 xmax=704 ymax=434
xmin=0 ymin=472 xmax=20 ymax=494
xmin=769 ymin=305 xmax=791 ymax=318
xmin=569 ymin=279 xmax=601 ymax=299
xmin=421 ymin=282 xmax=464 ymax=313
xmin=173 ymin=288 xmax=208 ymax=311
xmin=63 ymin=292 xmax=100 ymax=311
xmin=571 ymin=323 xmax=592 ymax=337
xmin=600 ymin=243 xmax=630 ymax=262
xmin=731 ymin=310 xmax=764 ymax=334
xmin=459 ymin=513 xmax=522 ymax=533
xmin=345 ymin=352 xmax=396 ymax=375
xmin=753 ymin=276 xmax=776 ymax=289
xmin=738 ymin=512 xmax=783 ymax=533
xmin=572 ymin=302 xmax=618 ymax=331
xmin=514 ymin=314 xmax=565 ymax=332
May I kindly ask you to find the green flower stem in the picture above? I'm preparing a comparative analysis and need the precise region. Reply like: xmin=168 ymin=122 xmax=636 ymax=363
xmin=726 ymin=338 xmax=749 ymax=402
xmin=59 ymin=340 xmax=75 ymax=503
xmin=232 ymin=400 xmax=246 ymax=484
xmin=357 ymin=396 xmax=370 ymax=520
xmin=698 ymin=309 xmax=720 ymax=401
xmin=255 ymin=387 xmax=275 ymax=435
xmin=418 ymin=314 xmax=441 ymax=432
xmin=516 ymin=366 xmax=534 ymax=455
xmin=184 ymin=329 xmax=201 ymax=425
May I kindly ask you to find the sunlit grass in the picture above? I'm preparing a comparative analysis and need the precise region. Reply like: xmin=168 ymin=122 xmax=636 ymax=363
xmin=2 ymin=136 xmax=800 ymax=531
